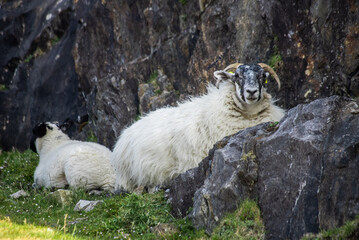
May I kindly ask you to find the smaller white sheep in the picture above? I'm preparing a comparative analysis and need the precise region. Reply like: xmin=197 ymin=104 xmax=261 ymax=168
xmin=30 ymin=121 xmax=115 ymax=191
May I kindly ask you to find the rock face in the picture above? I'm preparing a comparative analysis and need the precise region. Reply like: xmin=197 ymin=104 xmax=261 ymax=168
xmin=1 ymin=0 xmax=359 ymax=150
xmin=169 ymin=96 xmax=359 ymax=239
xmin=0 ymin=0 xmax=87 ymax=150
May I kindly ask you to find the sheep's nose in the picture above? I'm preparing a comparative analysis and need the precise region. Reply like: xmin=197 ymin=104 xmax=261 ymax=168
xmin=246 ymin=89 xmax=257 ymax=95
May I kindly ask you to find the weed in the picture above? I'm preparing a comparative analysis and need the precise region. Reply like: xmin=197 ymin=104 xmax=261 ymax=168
xmin=155 ymin=89 xmax=162 ymax=95
xmin=267 ymin=121 xmax=279 ymax=131
xmin=24 ymin=54 xmax=34 ymax=63
xmin=0 ymin=84 xmax=7 ymax=91
xmin=148 ymin=70 xmax=159 ymax=85
xmin=51 ymin=36 xmax=60 ymax=46
xmin=268 ymin=36 xmax=283 ymax=71
xmin=135 ymin=114 xmax=141 ymax=121
xmin=268 ymin=121 xmax=279 ymax=128
xmin=212 ymin=199 xmax=265 ymax=240
xmin=86 ymin=131 xmax=98 ymax=143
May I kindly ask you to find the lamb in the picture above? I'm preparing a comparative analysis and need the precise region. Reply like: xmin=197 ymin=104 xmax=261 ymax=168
xmin=30 ymin=120 xmax=115 ymax=192
xmin=111 ymin=63 xmax=285 ymax=192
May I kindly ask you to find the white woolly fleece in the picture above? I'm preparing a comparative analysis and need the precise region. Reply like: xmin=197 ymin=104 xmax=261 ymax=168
xmin=111 ymin=81 xmax=285 ymax=192
xmin=34 ymin=123 xmax=115 ymax=191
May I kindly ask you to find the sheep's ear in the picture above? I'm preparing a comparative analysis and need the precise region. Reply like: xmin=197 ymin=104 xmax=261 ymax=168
xmin=32 ymin=123 xmax=47 ymax=138
xmin=60 ymin=118 xmax=74 ymax=132
xmin=214 ymin=70 xmax=234 ymax=88
xmin=214 ymin=70 xmax=234 ymax=81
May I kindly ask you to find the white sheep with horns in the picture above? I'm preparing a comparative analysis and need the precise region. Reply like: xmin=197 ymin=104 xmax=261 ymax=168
xmin=111 ymin=63 xmax=285 ymax=192
xmin=30 ymin=121 xmax=115 ymax=191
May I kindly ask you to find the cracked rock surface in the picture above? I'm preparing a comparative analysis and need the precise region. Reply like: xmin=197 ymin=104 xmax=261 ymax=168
xmin=169 ymin=96 xmax=359 ymax=239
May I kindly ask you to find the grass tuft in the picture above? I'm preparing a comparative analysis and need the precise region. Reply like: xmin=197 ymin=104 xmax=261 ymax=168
xmin=212 ymin=199 xmax=265 ymax=240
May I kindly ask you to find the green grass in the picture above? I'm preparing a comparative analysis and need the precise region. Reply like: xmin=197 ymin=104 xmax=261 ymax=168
xmin=147 ymin=70 xmax=163 ymax=95
xmin=0 ymin=217 xmax=87 ymax=240
xmin=2 ymin=149 xmax=357 ymax=239
xmin=148 ymin=70 xmax=159 ymax=85
xmin=24 ymin=54 xmax=34 ymax=63
xmin=0 ymin=149 xmax=202 ymax=239
xmin=212 ymin=199 xmax=265 ymax=240
xmin=268 ymin=35 xmax=283 ymax=71
xmin=0 ymin=84 xmax=7 ymax=91
xmin=86 ymin=130 xmax=98 ymax=143
xmin=302 ymin=215 xmax=359 ymax=240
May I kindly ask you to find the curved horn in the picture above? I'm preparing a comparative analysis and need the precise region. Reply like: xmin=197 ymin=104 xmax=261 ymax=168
xmin=224 ymin=63 xmax=243 ymax=73
xmin=257 ymin=63 xmax=281 ymax=90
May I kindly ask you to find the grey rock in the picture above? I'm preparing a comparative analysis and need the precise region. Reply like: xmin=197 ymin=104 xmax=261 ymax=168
xmin=169 ymin=96 xmax=359 ymax=239
xmin=74 ymin=200 xmax=104 ymax=212
xmin=45 ymin=189 xmax=73 ymax=207
xmin=168 ymin=137 xmax=229 ymax=218
xmin=10 ymin=190 xmax=29 ymax=199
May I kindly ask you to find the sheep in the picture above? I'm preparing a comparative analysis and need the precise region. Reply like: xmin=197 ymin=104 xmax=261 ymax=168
xmin=30 ymin=120 xmax=115 ymax=192
xmin=111 ymin=63 xmax=285 ymax=192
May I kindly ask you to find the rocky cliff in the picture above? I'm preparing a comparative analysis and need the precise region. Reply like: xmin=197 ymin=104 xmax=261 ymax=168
xmin=1 ymin=0 xmax=358 ymax=150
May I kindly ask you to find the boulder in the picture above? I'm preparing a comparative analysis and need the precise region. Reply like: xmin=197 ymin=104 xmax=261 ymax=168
xmin=169 ymin=96 xmax=359 ymax=239
xmin=74 ymin=200 xmax=103 ymax=212
xmin=10 ymin=190 xmax=29 ymax=199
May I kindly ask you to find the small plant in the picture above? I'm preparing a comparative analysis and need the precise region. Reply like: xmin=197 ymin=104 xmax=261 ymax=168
xmin=0 ymin=84 xmax=7 ymax=91
xmin=24 ymin=54 xmax=34 ymax=63
xmin=179 ymin=0 xmax=188 ymax=5
xmin=212 ymin=199 xmax=265 ymax=240
xmin=268 ymin=121 xmax=279 ymax=128
xmin=267 ymin=121 xmax=279 ymax=132
xmin=155 ymin=89 xmax=162 ymax=95
xmin=268 ymin=54 xmax=282 ymax=71
xmin=86 ymin=131 xmax=98 ymax=143
xmin=268 ymin=36 xmax=283 ymax=71
xmin=147 ymin=70 xmax=163 ymax=95
xmin=148 ymin=70 xmax=159 ymax=85
xmin=50 ymin=36 xmax=60 ymax=46
xmin=135 ymin=114 xmax=141 ymax=121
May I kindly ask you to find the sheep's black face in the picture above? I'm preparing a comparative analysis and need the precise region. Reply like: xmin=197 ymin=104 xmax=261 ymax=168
xmin=233 ymin=65 xmax=266 ymax=104
xmin=30 ymin=122 xmax=60 ymax=153
xmin=32 ymin=122 xmax=48 ymax=138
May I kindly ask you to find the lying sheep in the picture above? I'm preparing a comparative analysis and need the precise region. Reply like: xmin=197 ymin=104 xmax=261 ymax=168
xmin=30 ymin=121 xmax=115 ymax=191
xmin=111 ymin=63 xmax=285 ymax=192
